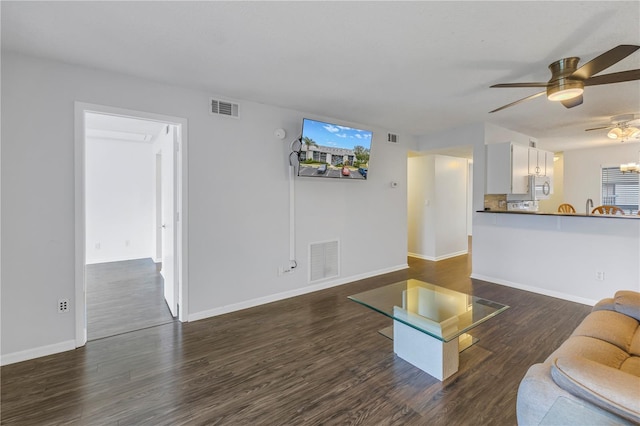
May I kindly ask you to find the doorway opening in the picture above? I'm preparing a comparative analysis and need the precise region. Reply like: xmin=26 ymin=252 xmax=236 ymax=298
xmin=74 ymin=103 xmax=188 ymax=346
xmin=407 ymin=146 xmax=474 ymax=262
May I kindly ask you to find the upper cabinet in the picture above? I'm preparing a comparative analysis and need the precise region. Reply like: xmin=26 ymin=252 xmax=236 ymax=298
xmin=486 ymin=142 xmax=529 ymax=194
xmin=486 ymin=142 xmax=554 ymax=195
xmin=528 ymin=148 xmax=554 ymax=178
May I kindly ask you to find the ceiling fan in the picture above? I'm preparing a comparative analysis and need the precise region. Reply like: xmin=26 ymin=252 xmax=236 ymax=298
xmin=585 ymin=113 xmax=640 ymax=141
xmin=489 ymin=44 xmax=640 ymax=113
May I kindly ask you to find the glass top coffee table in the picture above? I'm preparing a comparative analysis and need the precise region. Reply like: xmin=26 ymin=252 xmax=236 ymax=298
xmin=349 ymin=279 xmax=509 ymax=380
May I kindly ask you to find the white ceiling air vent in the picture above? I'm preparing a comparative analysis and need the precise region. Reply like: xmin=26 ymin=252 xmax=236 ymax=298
xmin=309 ymin=240 xmax=339 ymax=283
xmin=388 ymin=133 xmax=398 ymax=143
xmin=210 ymin=98 xmax=240 ymax=118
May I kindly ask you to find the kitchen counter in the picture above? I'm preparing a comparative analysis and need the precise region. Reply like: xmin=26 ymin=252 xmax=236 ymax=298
xmin=472 ymin=209 xmax=640 ymax=306
xmin=478 ymin=210 xmax=640 ymax=219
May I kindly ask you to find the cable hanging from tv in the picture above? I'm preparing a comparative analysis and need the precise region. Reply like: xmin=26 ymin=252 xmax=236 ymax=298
xmin=289 ymin=136 xmax=302 ymax=168
xmin=287 ymin=135 xmax=302 ymax=272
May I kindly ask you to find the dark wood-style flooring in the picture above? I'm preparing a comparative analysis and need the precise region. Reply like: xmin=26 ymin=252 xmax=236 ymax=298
xmin=87 ymin=258 xmax=174 ymax=341
xmin=1 ymin=253 xmax=592 ymax=425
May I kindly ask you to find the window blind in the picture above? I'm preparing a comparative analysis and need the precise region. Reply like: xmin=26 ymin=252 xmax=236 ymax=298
xmin=601 ymin=167 xmax=639 ymax=214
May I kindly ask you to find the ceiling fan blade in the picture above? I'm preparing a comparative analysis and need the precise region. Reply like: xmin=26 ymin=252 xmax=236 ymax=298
xmin=584 ymin=69 xmax=640 ymax=86
xmin=489 ymin=91 xmax=546 ymax=113
xmin=561 ymin=95 xmax=583 ymax=109
xmin=585 ymin=126 xmax=611 ymax=131
xmin=571 ymin=44 xmax=640 ymax=80
xmin=490 ymin=82 xmax=548 ymax=88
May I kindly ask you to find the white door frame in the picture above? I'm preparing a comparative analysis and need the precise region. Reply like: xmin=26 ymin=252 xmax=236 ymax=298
xmin=74 ymin=102 xmax=189 ymax=347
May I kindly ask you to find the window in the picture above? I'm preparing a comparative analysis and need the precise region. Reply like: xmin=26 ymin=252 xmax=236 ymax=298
xmin=601 ymin=166 xmax=639 ymax=214
xmin=313 ymin=152 xmax=327 ymax=163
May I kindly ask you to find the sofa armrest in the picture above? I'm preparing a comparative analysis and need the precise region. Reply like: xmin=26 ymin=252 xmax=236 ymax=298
xmin=551 ymin=356 xmax=640 ymax=424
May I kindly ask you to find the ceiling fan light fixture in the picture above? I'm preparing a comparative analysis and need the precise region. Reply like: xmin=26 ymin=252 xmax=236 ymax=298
xmin=546 ymin=80 xmax=584 ymax=101
xmin=491 ymin=45 xmax=640 ymax=112
xmin=620 ymin=163 xmax=640 ymax=173
xmin=629 ymin=128 xmax=640 ymax=139
xmin=608 ymin=127 xmax=622 ymax=139
xmin=547 ymin=87 xmax=584 ymax=101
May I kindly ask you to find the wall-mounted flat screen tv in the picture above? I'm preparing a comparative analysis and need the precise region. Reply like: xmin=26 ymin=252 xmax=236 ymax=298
xmin=297 ymin=118 xmax=372 ymax=179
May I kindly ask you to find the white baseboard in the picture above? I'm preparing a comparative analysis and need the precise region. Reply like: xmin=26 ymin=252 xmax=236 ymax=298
xmin=1 ymin=339 xmax=76 ymax=366
xmin=188 ymin=263 xmax=409 ymax=322
xmin=470 ymin=273 xmax=596 ymax=306
xmin=408 ymin=250 xmax=468 ymax=262
xmin=408 ymin=252 xmax=435 ymax=261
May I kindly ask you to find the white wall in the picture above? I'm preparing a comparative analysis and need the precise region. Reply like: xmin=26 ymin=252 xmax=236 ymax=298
xmin=484 ymin=122 xmax=537 ymax=148
xmin=417 ymin=122 xmax=486 ymax=212
xmin=85 ymin=137 xmax=156 ymax=264
xmin=407 ymin=155 xmax=468 ymax=260
xmin=564 ymin=143 xmax=640 ymax=214
xmin=1 ymin=52 xmax=411 ymax=362
xmin=435 ymin=155 xmax=468 ymax=258
xmin=408 ymin=156 xmax=435 ymax=258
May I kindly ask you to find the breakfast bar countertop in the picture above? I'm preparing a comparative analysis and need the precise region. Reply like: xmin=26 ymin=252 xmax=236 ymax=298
xmin=478 ymin=210 xmax=640 ymax=219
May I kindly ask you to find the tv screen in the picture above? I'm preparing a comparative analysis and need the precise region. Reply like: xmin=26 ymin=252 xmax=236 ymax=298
xmin=297 ymin=118 xmax=372 ymax=179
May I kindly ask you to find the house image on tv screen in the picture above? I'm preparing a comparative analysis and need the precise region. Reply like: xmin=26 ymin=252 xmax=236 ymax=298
xmin=298 ymin=118 xmax=372 ymax=179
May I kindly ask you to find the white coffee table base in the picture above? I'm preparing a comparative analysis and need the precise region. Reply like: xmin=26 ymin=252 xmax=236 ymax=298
xmin=392 ymin=319 xmax=471 ymax=381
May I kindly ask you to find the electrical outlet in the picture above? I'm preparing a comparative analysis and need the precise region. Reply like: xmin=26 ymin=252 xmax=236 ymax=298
xmin=58 ymin=298 xmax=70 ymax=313
xmin=595 ymin=271 xmax=605 ymax=281
xmin=277 ymin=266 xmax=293 ymax=276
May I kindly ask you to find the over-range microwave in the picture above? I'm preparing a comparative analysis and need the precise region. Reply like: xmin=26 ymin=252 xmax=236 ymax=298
xmin=530 ymin=175 xmax=552 ymax=200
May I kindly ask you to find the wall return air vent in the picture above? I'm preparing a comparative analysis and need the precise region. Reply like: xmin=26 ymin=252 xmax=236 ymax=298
xmin=388 ymin=133 xmax=398 ymax=143
xmin=309 ymin=240 xmax=340 ymax=283
xmin=210 ymin=98 xmax=240 ymax=118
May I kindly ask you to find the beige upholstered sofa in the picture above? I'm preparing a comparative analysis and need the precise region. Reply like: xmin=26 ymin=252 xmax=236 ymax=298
xmin=516 ymin=290 xmax=640 ymax=425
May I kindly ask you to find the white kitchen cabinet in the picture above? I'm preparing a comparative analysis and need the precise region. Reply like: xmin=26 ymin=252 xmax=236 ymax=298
xmin=528 ymin=148 xmax=542 ymax=176
xmin=486 ymin=142 xmax=529 ymax=194
xmin=528 ymin=148 xmax=555 ymax=177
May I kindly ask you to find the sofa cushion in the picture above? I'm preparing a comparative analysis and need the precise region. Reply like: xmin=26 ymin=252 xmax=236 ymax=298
xmin=593 ymin=297 xmax=615 ymax=312
xmin=551 ymin=356 xmax=640 ymax=424
xmin=630 ymin=328 xmax=640 ymax=357
xmin=571 ymin=310 xmax=638 ymax=352
xmin=620 ymin=356 xmax=640 ymax=377
xmin=615 ymin=290 xmax=640 ymax=322
xmin=549 ymin=335 xmax=630 ymax=369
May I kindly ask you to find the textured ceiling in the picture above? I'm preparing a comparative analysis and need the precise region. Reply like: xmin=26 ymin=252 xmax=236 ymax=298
xmin=2 ymin=1 xmax=639 ymax=152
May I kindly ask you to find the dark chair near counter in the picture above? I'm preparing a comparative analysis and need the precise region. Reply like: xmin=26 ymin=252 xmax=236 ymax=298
xmin=592 ymin=205 xmax=624 ymax=215
xmin=557 ymin=203 xmax=576 ymax=213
